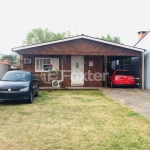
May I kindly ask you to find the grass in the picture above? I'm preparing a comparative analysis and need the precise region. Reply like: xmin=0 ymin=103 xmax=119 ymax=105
xmin=0 ymin=90 xmax=150 ymax=150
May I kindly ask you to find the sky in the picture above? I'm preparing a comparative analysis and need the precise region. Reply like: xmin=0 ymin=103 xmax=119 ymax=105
xmin=0 ymin=0 xmax=150 ymax=54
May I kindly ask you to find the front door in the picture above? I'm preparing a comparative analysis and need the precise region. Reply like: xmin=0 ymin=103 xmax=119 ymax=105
xmin=71 ymin=56 xmax=84 ymax=86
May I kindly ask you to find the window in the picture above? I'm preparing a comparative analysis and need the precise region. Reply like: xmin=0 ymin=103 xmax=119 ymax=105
xmin=76 ymin=62 xmax=79 ymax=68
xmin=35 ymin=58 xmax=59 ymax=72
xmin=24 ymin=58 xmax=31 ymax=64
xmin=51 ymin=58 xmax=59 ymax=70
xmin=43 ymin=58 xmax=51 ymax=71
xmin=116 ymin=71 xmax=131 ymax=75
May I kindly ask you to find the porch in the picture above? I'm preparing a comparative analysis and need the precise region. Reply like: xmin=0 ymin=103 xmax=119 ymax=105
xmin=39 ymin=87 xmax=101 ymax=90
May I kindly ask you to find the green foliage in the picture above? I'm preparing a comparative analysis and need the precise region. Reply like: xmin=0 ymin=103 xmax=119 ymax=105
xmin=100 ymin=34 xmax=122 ymax=44
xmin=23 ymin=28 xmax=72 ymax=45
xmin=1 ymin=54 xmax=19 ymax=65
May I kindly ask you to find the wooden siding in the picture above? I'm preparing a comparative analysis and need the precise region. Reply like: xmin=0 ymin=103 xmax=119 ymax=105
xmin=84 ymin=56 xmax=103 ymax=87
xmin=17 ymin=39 xmax=141 ymax=57
xmin=22 ymin=55 xmax=103 ymax=87
xmin=23 ymin=55 xmax=63 ymax=71
xmin=63 ymin=56 xmax=103 ymax=87
xmin=22 ymin=55 xmax=63 ymax=87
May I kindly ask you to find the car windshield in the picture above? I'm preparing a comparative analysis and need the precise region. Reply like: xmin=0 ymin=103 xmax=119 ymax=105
xmin=2 ymin=72 xmax=31 ymax=81
xmin=116 ymin=71 xmax=131 ymax=75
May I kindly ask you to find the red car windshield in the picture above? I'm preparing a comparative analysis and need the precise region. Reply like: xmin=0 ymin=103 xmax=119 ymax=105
xmin=116 ymin=71 xmax=131 ymax=76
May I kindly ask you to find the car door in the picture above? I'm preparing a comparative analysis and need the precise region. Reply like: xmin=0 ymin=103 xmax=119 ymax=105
xmin=33 ymin=73 xmax=39 ymax=94
xmin=31 ymin=73 xmax=38 ymax=96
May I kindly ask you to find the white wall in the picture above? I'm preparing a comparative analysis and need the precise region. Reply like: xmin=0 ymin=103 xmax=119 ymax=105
xmin=134 ymin=32 xmax=150 ymax=89
xmin=144 ymin=51 xmax=150 ymax=89
xmin=0 ymin=64 xmax=9 ymax=79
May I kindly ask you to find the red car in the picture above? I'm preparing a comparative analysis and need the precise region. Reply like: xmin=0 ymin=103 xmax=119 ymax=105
xmin=108 ymin=70 xmax=135 ymax=88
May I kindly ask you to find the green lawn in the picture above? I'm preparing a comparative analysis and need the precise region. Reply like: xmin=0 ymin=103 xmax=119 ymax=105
xmin=0 ymin=90 xmax=150 ymax=150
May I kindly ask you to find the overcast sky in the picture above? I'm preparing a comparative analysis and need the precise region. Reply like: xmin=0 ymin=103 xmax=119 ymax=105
xmin=0 ymin=0 xmax=150 ymax=54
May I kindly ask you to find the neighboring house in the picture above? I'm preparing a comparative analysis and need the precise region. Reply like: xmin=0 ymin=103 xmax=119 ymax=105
xmin=12 ymin=35 xmax=144 ymax=89
xmin=0 ymin=56 xmax=19 ymax=78
xmin=0 ymin=56 xmax=10 ymax=78
xmin=0 ymin=63 xmax=9 ymax=79
xmin=133 ymin=31 xmax=150 ymax=89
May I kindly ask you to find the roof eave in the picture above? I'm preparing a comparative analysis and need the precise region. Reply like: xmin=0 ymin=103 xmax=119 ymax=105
xmin=12 ymin=35 xmax=145 ymax=53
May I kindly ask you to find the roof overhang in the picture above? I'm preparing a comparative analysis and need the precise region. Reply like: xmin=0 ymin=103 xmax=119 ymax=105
xmin=12 ymin=35 xmax=145 ymax=53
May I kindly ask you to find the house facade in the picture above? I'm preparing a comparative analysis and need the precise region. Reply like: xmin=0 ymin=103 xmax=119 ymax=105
xmin=12 ymin=35 xmax=144 ymax=89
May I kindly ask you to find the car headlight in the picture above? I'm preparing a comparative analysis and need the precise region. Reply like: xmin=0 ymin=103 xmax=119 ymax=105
xmin=19 ymin=87 xmax=29 ymax=91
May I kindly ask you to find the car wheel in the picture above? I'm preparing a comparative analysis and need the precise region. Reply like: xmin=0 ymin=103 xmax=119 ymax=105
xmin=35 ymin=88 xmax=39 ymax=97
xmin=110 ymin=81 xmax=114 ymax=88
xmin=27 ymin=91 xmax=33 ymax=103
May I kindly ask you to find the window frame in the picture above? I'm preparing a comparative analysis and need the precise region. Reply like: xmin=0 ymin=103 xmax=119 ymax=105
xmin=35 ymin=57 xmax=59 ymax=72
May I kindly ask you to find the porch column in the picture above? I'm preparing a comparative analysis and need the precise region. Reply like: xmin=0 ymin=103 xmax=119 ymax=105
xmin=63 ymin=55 xmax=66 ymax=88
xmin=20 ymin=55 xmax=24 ymax=70
xmin=128 ymin=58 xmax=131 ymax=70
xmin=104 ymin=56 xmax=107 ymax=88
xmin=120 ymin=59 xmax=124 ymax=69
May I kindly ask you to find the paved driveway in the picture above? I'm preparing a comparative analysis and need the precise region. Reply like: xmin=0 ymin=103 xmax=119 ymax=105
xmin=100 ymin=88 xmax=150 ymax=119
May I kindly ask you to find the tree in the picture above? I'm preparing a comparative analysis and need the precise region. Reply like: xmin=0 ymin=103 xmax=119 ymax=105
xmin=1 ymin=54 xmax=19 ymax=65
xmin=23 ymin=28 xmax=72 ymax=45
xmin=100 ymin=34 xmax=122 ymax=44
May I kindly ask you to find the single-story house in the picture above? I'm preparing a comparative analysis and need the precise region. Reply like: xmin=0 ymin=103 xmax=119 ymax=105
xmin=12 ymin=35 xmax=145 ymax=89
xmin=132 ymin=31 xmax=150 ymax=89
